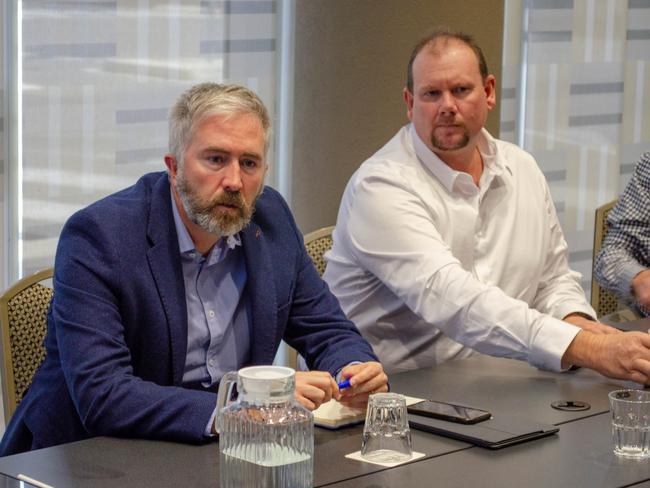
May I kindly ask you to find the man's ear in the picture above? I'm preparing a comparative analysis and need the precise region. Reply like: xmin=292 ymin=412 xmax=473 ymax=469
xmin=484 ymin=75 xmax=497 ymax=111
xmin=403 ymin=87 xmax=415 ymax=121
xmin=164 ymin=154 xmax=178 ymax=182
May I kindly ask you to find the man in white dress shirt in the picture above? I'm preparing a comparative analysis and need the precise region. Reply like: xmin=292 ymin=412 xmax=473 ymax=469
xmin=324 ymin=27 xmax=650 ymax=382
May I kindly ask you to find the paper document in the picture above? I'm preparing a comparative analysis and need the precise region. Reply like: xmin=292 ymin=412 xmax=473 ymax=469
xmin=314 ymin=395 xmax=424 ymax=429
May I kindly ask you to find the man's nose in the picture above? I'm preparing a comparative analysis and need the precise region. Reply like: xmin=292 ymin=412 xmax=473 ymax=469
xmin=222 ymin=161 xmax=243 ymax=192
xmin=439 ymin=92 xmax=457 ymax=115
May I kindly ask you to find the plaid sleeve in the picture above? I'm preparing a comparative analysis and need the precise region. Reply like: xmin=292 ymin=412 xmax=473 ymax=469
xmin=594 ymin=152 xmax=650 ymax=315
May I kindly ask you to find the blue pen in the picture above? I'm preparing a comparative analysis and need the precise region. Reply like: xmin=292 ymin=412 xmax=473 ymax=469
xmin=338 ymin=378 xmax=351 ymax=390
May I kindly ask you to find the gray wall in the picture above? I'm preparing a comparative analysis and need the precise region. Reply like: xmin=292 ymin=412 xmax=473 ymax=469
xmin=290 ymin=0 xmax=505 ymax=232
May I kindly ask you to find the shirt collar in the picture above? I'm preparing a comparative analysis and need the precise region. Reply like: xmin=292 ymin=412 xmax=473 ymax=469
xmin=410 ymin=124 xmax=505 ymax=195
xmin=170 ymin=189 xmax=241 ymax=259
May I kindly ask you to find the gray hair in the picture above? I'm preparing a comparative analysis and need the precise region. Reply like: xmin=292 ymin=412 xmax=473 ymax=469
xmin=168 ymin=82 xmax=271 ymax=165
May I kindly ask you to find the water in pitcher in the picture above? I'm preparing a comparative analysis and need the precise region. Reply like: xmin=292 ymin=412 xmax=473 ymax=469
xmin=220 ymin=443 xmax=312 ymax=488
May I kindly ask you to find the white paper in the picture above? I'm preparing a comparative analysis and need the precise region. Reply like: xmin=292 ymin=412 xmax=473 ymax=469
xmin=313 ymin=394 xmax=424 ymax=428
xmin=345 ymin=450 xmax=426 ymax=467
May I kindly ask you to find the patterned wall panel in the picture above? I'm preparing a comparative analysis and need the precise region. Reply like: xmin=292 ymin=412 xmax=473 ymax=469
xmin=17 ymin=0 xmax=278 ymax=276
xmin=501 ymin=0 xmax=650 ymax=297
xmin=622 ymin=2 xmax=650 ymax=167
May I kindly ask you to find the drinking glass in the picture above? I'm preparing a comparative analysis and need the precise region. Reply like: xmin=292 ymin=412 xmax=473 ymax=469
xmin=609 ymin=389 xmax=650 ymax=459
xmin=361 ymin=392 xmax=413 ymax=463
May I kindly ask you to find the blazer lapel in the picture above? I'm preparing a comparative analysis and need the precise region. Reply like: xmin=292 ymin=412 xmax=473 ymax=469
xmin=241 ymin=221 xmax=278 ymax=364
xmin=146 ymin=175 xmax=188 ymax=385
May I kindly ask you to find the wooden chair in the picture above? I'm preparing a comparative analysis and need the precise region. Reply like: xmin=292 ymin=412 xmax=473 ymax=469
xmin=591 ymin=200 xmax=621 ymax=317
xmin=0 ymin=268 xmax=54 ymax=423
xmin=303 ymin=226 xmax=335 ymax=277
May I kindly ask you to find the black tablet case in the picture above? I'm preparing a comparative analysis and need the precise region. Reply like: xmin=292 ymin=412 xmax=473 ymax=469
xmin=408 ymin=413 xmax=559 ymax=449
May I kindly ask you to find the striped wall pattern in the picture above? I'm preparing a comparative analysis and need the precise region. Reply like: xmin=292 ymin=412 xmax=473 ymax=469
xmin=14 ymin=0 xmax=278 ymax=276
xmin=501 ymin=0 xmax=650 ymax=298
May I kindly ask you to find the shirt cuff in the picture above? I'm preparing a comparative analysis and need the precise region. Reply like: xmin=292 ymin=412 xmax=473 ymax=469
xmin=204 ymin=405 xmax=218 ymax=437
xmin=554 ymin=302 xmax=597 ymax=322
xmin=619 ymin=261 xmax=648 ymax=302
xmin=528 ymin=316 xmax=581 ymax=372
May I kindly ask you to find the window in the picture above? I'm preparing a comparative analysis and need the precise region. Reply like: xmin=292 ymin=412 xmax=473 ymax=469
xmin=501 ymin=0 xmax=650 ymax=295
xmin=2 ymin=0 xmax=284 ymax=284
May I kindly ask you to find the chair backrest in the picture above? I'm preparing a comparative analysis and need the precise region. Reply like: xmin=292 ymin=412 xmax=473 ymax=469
xmin=303 ymin=226 xmax=335 ymax=277
xmin=280 ymin=226 xmax=335 ymax=370
xmin=0 ymin=268 xmax=54 ymax=423
xmin=591 ymin=200 xmax=620 ymax=317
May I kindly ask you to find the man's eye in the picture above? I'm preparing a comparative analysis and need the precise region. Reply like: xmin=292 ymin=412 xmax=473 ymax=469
xmin=208 ymin=155 xmax=225 ymax=164
xmin=242 ymin=159 xmax=258 ymax=169
xmin=453 ymin=86 xmax=469 ymax=95
xmin=424 ymin=90 xmax=440 ymax=98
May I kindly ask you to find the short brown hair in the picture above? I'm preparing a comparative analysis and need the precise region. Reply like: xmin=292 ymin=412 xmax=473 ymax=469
xmin=406 ymin=27 xmax=489 ymax=93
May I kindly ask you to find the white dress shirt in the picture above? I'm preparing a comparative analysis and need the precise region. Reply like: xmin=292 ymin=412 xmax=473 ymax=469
xmin=323 ymin=124 xmax=595 ymax=374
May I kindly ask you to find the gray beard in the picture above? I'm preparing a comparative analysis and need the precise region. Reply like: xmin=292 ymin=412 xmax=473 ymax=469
xmin=176 ymin=171 xmax=258 ymax=237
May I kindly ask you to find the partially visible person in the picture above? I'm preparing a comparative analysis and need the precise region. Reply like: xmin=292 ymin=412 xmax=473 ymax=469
xmin=0 ymin=83 xmax=387 ymax=456
xmin=595 ymin=152 xmax=650 ymax=317
xmin=324 ymin=27 xmax=650 ymax=383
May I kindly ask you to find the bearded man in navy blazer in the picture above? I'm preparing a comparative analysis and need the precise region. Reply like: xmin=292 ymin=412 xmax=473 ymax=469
xmin=0 ymin=83 xmax=387 ymax=455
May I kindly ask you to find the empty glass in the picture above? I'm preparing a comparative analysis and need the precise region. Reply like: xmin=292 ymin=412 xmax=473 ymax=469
xmin=609 ymin=389 xmax=650 ymax=459
xmin=361 ymin=392 xmax=413 ymax=463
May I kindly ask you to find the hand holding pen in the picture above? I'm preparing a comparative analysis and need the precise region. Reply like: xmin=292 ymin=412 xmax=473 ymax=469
xmin=293 ymin=362 xmax=388 ymax=411
xmin=337 ymin=361 xmax=389 ymax=408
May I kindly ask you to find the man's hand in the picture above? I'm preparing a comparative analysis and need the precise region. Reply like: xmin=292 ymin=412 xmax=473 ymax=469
xmin=294 ymin=371 xmax=339 ymax=410
xmin=562 ymin=330 xmax=650 ymax=383
xmin=632 ymin=269 xmax=650 ymax=309
xmin=338 ymin=361 xmax=389 ymax=409
xmin=563 ymin=313 xmax=621 ymax=335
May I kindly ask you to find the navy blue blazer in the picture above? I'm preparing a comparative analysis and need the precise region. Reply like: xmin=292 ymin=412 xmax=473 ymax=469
xmin=0 ymin=172 xmax=377 ymax=455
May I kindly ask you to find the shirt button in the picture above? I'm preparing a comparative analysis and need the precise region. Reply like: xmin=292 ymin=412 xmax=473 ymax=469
xmin=189 ymin=252 xmax=196 ymax=258
xmin=208 ymin=359 xmax=215 ymax=367
xmin=208 ymin=310 xmax=215 ymax=318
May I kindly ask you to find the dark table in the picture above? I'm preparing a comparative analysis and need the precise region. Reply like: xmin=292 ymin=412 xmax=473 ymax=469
xmin=388 ymin=353 xmax=631 ymax=425
xmin=0 ymin=355 xmax=643 ymax=487
xmin=0 ymin=473 xmax=40 ymax=487
xmin=327 ymin=412 xmax=650 ymax=488
xmin=608 ymin=316 xmax=650 ymax=334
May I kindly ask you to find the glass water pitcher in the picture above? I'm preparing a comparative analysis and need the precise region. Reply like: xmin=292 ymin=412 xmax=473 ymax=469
xmin=216 ymin=365 xmax=313 ymax=488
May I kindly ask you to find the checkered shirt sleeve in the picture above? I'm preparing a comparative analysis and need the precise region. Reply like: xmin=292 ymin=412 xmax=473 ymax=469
xmin=594 ymin=152 xmax=650 ymax=316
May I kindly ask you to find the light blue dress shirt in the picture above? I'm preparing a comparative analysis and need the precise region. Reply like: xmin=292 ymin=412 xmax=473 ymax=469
xmin=170 ymin=196 xmax=251 ymax=388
